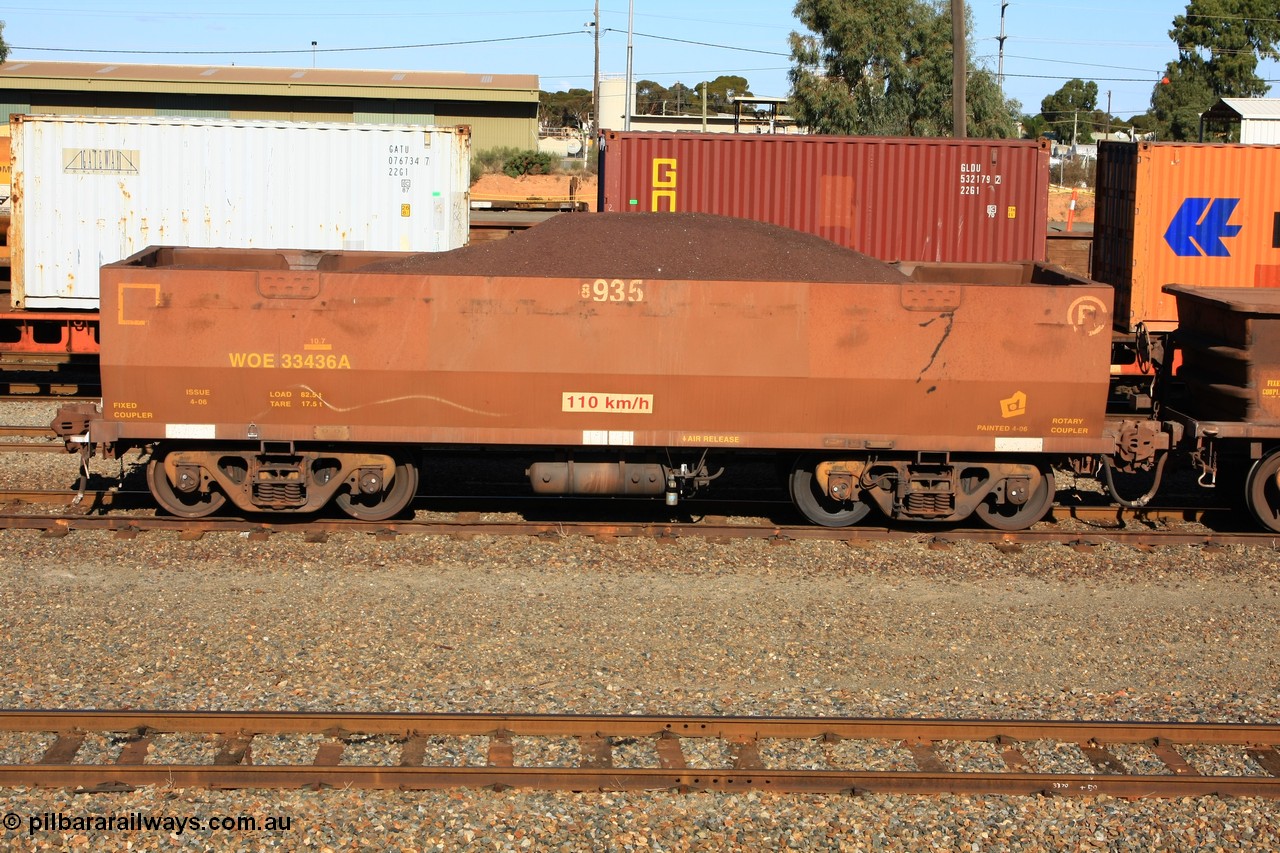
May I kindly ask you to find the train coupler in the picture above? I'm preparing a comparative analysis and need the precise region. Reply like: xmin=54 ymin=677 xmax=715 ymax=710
xmin=51 ymin=402 xmax=99 ymax=452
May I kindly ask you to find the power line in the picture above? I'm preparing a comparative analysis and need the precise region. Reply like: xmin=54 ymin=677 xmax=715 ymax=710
xmin=1002 ymin=54 xmax=1160 ymax=75
xmin=602 ymin=29 xmax=791 ymax=57
xmin=1002 ymin=72 xmax=1162 ymax=83
xmin=10 ymin=31 xmax=586 ymax=56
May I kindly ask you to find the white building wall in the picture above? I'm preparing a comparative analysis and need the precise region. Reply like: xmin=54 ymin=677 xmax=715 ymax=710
xmin=1240 ymin=118 xmax=1280 ymax=144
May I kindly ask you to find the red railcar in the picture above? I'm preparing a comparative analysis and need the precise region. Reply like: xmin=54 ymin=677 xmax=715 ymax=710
xmin=59 ymin=214 xmax=1115 ymax=529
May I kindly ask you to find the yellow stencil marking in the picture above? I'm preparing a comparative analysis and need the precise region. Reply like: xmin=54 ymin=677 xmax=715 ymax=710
xmin=117 ymin=283 xmax=161 ymax=326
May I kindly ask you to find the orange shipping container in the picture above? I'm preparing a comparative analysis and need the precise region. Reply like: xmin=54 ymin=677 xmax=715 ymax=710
xmin=1093 ymin=140 xmax=1280 ymax=332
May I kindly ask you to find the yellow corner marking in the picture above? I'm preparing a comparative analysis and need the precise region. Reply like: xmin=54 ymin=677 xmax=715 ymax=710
xmin=117 ymin=283 xmax=161 ymax=326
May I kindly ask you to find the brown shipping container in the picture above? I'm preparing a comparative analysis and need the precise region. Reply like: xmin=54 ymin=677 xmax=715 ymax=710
xmin=95 ymin=247 xmax=1111 ymax=458
xmin=1094 ymin=141 xmax=1280 ymax=333
xmin=599 ymin=132 xmax=1050 ymax=264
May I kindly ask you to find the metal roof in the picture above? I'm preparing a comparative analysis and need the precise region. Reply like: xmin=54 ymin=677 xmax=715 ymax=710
xmin=1202 ymin=98 xmax=1280 ymax=122
xmin=0 ymin=60 xmax=540 ymax=103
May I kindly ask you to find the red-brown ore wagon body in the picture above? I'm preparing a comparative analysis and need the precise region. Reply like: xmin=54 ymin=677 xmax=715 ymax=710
xmin=74 ymin=216 xmax=1114 ymax=527
xmin=1159 ymin=285 xmax=1280 ymax=532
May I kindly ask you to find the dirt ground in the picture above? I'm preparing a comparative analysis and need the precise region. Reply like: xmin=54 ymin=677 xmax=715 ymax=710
xmin=469 ymin=173 xmax=1094 ymax=224
xmin=471 ymin=174 xmax=599 ymax=210
xmin=1048 ymin=186 xmax=1095 ymax=224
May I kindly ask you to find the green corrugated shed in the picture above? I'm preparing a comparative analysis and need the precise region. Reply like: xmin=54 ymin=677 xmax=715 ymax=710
xmin=0 ymin=61 xmax=538 ymax=152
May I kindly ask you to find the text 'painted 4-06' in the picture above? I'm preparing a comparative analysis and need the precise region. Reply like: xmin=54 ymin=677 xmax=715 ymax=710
xmin=58 ymin=214 xmax=1121 ymax=528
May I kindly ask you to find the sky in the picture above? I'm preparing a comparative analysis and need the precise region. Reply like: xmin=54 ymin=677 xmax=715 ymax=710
xmin=1 ymin=2 xmax=1276 ymax=123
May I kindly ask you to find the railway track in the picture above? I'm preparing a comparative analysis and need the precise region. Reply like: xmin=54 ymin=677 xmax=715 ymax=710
xmin=0 ymin=494 xmax=1270 ymax=548
xmin=2 ymin=711 xmax=1278 ymax=797
xmin=0 ymin=424 xmax=69 ymax=452
xmin=0 ymin=428 xmax=1267 ymax=544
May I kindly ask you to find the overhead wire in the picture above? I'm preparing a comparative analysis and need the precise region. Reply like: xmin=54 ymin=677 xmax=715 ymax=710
xmin=9 ymin=31 xmax=588 ymax=56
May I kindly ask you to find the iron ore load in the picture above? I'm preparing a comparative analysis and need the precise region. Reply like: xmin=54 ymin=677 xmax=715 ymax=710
xmin=50 ymin=213 xmax=1280 ymax=532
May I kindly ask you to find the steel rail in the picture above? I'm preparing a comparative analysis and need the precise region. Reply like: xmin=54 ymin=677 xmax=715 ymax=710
xmin=0 ymin=504 xmax=1275 ymax=548
xmin=1 ymin=712 xmax=1278 ymax=798
xmin=0 ymin=426 xmax=58 ymax=438
xmin=0 ymin=442 xmax=70 ymax=453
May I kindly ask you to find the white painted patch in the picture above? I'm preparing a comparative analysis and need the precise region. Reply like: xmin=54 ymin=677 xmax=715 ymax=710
xmin=995 ymin=437 xmax=1044 ymax=453
xmin=582 ymin=430 xmax=609 ymax=446
xmin=608 ymin=431 xmax=635 ymax=446
xmin=166 ymin=424 xmax=216 ymax=440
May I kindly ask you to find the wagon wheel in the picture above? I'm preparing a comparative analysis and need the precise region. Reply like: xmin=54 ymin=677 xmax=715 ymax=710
xmin=146 ymin=453 xmax=227 ymax=519
xmin=1245 ymin=450 xmax=1280 ymax=533
xmin=975 ymin=467 xmax=1056 ymax=531
xmin=789 ymin=458 xmax=872 ymax=528
xmin=335 ymin=457 xmax=419 ymax=521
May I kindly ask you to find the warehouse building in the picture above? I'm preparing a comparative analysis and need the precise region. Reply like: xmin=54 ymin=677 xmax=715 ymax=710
xmin=0 ymin=60 xmax=539 ymax=151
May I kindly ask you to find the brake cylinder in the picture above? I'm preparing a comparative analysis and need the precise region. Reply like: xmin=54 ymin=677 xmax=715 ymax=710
xmin=527 ymin=461 xmax=666 ymax=495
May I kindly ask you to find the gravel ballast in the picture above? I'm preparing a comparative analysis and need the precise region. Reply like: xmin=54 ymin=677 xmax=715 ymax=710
xmin=0 ymin=521 xmax=1279 ymax=850
xmin=3 ymin=401 xmax=1280 ymax=849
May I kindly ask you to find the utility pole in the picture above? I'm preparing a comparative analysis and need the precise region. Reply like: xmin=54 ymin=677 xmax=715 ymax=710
xmin=624 ymin=0 xmax=634 ymax=131
xmin=996 ymin=1 xmax=1008 ymax=91
xmin=591 ymin=0 xmax=600 ymax=143
xmin=952 ymin=0 xmax=967 ymax=138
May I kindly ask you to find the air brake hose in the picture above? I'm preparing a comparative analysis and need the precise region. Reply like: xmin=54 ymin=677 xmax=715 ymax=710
xmin=1100 ymin=452 xmax=1169 ymax=509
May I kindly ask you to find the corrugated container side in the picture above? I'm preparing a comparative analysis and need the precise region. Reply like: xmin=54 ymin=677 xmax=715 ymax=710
xmin=1093 ymin=140 xmax=1280 ymax=332
xmin=600 ymin=132 xmax=1049 ymax=264
xmin=11 ymin=115 xmax=471 ymax=309
xmin=1092 ymin=141 xmax=1138 ymax=327
xmin=0 ymin=134 xmax=10 ymax=223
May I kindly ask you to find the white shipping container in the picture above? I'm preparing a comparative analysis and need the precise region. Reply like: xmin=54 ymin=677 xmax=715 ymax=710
xmin=11 ymin=115 xmax=471 ymax=309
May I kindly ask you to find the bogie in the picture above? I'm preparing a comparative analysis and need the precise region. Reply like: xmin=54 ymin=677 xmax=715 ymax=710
xmin=145 ymin=445 xmax=418 ymax=519
xmin=1245 ymin=449 xmax=1280 ymax=534
xmin=793 ymin=456 xmax=1056 ymax=530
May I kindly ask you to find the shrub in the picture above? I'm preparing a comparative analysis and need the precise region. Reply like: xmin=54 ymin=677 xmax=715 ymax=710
xmin=502 ymin=150 xmax=558 ymax=178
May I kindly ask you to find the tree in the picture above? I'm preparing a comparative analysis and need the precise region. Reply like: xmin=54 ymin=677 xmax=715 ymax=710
xmin=667 ymin=82 xmax=697 ymax=114
xmin=787 ymin=0 xmax=1014 ymax=137
xmin=1020 ymin=113 xmax=1049 ymax=139
xmin=634 ymin=80 xmax=669 ymax=115
xmin=1151 ymin=60 xmax=1216 ymax=140
xmin=1152 ymin=0 xmax=1280 ymax=139
xmin=699 ymin=75 xmax=752 ymax=113
xmin=1040 ymin=78 xmax=1098 ymax=141
xmin=538 ymin=89 xmax=593 ymax=130
xmin=0 ymin=23 xmax=7 ymax=65
xmin=1128 ymin=112 xmax=1157 ymax=136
